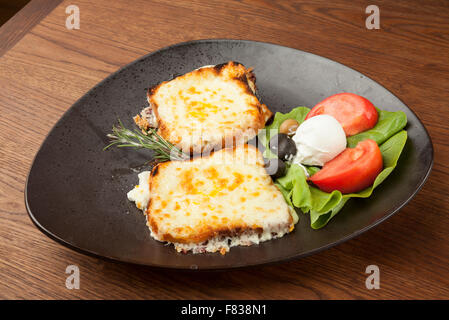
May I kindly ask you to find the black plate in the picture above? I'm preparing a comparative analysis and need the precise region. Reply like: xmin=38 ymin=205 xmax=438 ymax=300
xmin=25 ymin=39 xmax=433 ymax=270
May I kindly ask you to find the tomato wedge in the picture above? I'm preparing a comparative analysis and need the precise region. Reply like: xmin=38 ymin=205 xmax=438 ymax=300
xmin=309 ymin=139 xmax=383 ymax=194
xmin=305 ymin=93 xmax=378 ymax=136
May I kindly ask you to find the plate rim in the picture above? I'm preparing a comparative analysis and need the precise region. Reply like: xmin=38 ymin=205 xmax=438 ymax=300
xmin=24 ymin=38 xmax=434 ymax=270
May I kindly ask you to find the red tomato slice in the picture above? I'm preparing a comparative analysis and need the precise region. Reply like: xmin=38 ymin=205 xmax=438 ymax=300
xmin=305 ymin=93 xmax=378 ymax=136
xmin=309 ymin=139 xmax=383 ymax=194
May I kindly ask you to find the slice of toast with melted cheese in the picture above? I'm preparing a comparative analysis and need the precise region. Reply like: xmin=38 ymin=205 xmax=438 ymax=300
xmin=145 ymin=144 xmax=294 ymax=254
xmin=134 ymin=62 xmax=272 ymax=154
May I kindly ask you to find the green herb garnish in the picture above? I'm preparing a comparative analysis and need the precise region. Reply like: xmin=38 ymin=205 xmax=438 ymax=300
xmin=105 ymin=120 xmax=189 ymax=161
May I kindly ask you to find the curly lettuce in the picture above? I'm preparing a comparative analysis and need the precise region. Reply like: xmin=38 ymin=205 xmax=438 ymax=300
xmin=263 ymin=107 xmax=408 ymax=229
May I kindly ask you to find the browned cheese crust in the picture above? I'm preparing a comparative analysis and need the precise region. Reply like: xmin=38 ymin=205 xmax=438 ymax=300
xmin=134 ymin=62 xmax=272 ymax=154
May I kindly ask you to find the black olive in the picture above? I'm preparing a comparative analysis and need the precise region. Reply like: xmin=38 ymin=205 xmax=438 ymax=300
xmin=269 ymin=133 xmax=297 ymax=161
xmin=263 ymin=158 xmax=286 ymax=179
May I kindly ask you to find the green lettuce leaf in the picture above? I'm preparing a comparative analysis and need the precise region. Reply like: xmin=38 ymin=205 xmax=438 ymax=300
xmin=347 ymin=108 xmax=407 ymax=148
xmin=276 ymin=164 xmax=312 ymax=212
xmin=265 ymin=107 xmax=310 ymax=137
xmin=275 ymin=182 xmax=299 ymax=224
xmin=309 ymin=130 xmax=407 ymax=228
xmin=259 ymin=107 xmax=310 ymax=158
xmin=262 ymin=106 xmax=408 ymax=229
xmin=309 ymin=198 xmax=349 ymax=229
xmin=283 ymin=130 xmax=407 ymax=229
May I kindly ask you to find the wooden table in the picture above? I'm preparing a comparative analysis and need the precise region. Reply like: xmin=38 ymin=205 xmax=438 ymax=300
xmin=0 ymin=0 xmax=448 ymax=300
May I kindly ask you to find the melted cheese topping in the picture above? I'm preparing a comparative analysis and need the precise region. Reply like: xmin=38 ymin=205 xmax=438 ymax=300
xmin=149 ymin=63 xmax=269 ymax=153
xmin=127 ymin=171 xmax=151 ymax=211
xmin=146 ymin=144 xmax=294 ymax=253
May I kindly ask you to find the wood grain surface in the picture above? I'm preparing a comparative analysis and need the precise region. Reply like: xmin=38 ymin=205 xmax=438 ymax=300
xmin=0 ymin=0 xmax=30 ymax=26
xmin=0 ymin=0 xmax=448 ymax=299
xmin=0 ymin=0 xmax=62 ymax=57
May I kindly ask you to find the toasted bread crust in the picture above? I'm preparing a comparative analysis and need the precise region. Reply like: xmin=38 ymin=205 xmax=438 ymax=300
xmin=145 ymin=145 xmax=293 ymax=246
xmin=133 ymin=114 xmax=150 ymax=131
xmin=135 ymin=62 xmax=272 ymax=154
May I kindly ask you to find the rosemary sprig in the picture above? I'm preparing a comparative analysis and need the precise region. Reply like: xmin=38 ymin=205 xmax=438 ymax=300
xmin=104 ymin=120 xmax=189 ymax=161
